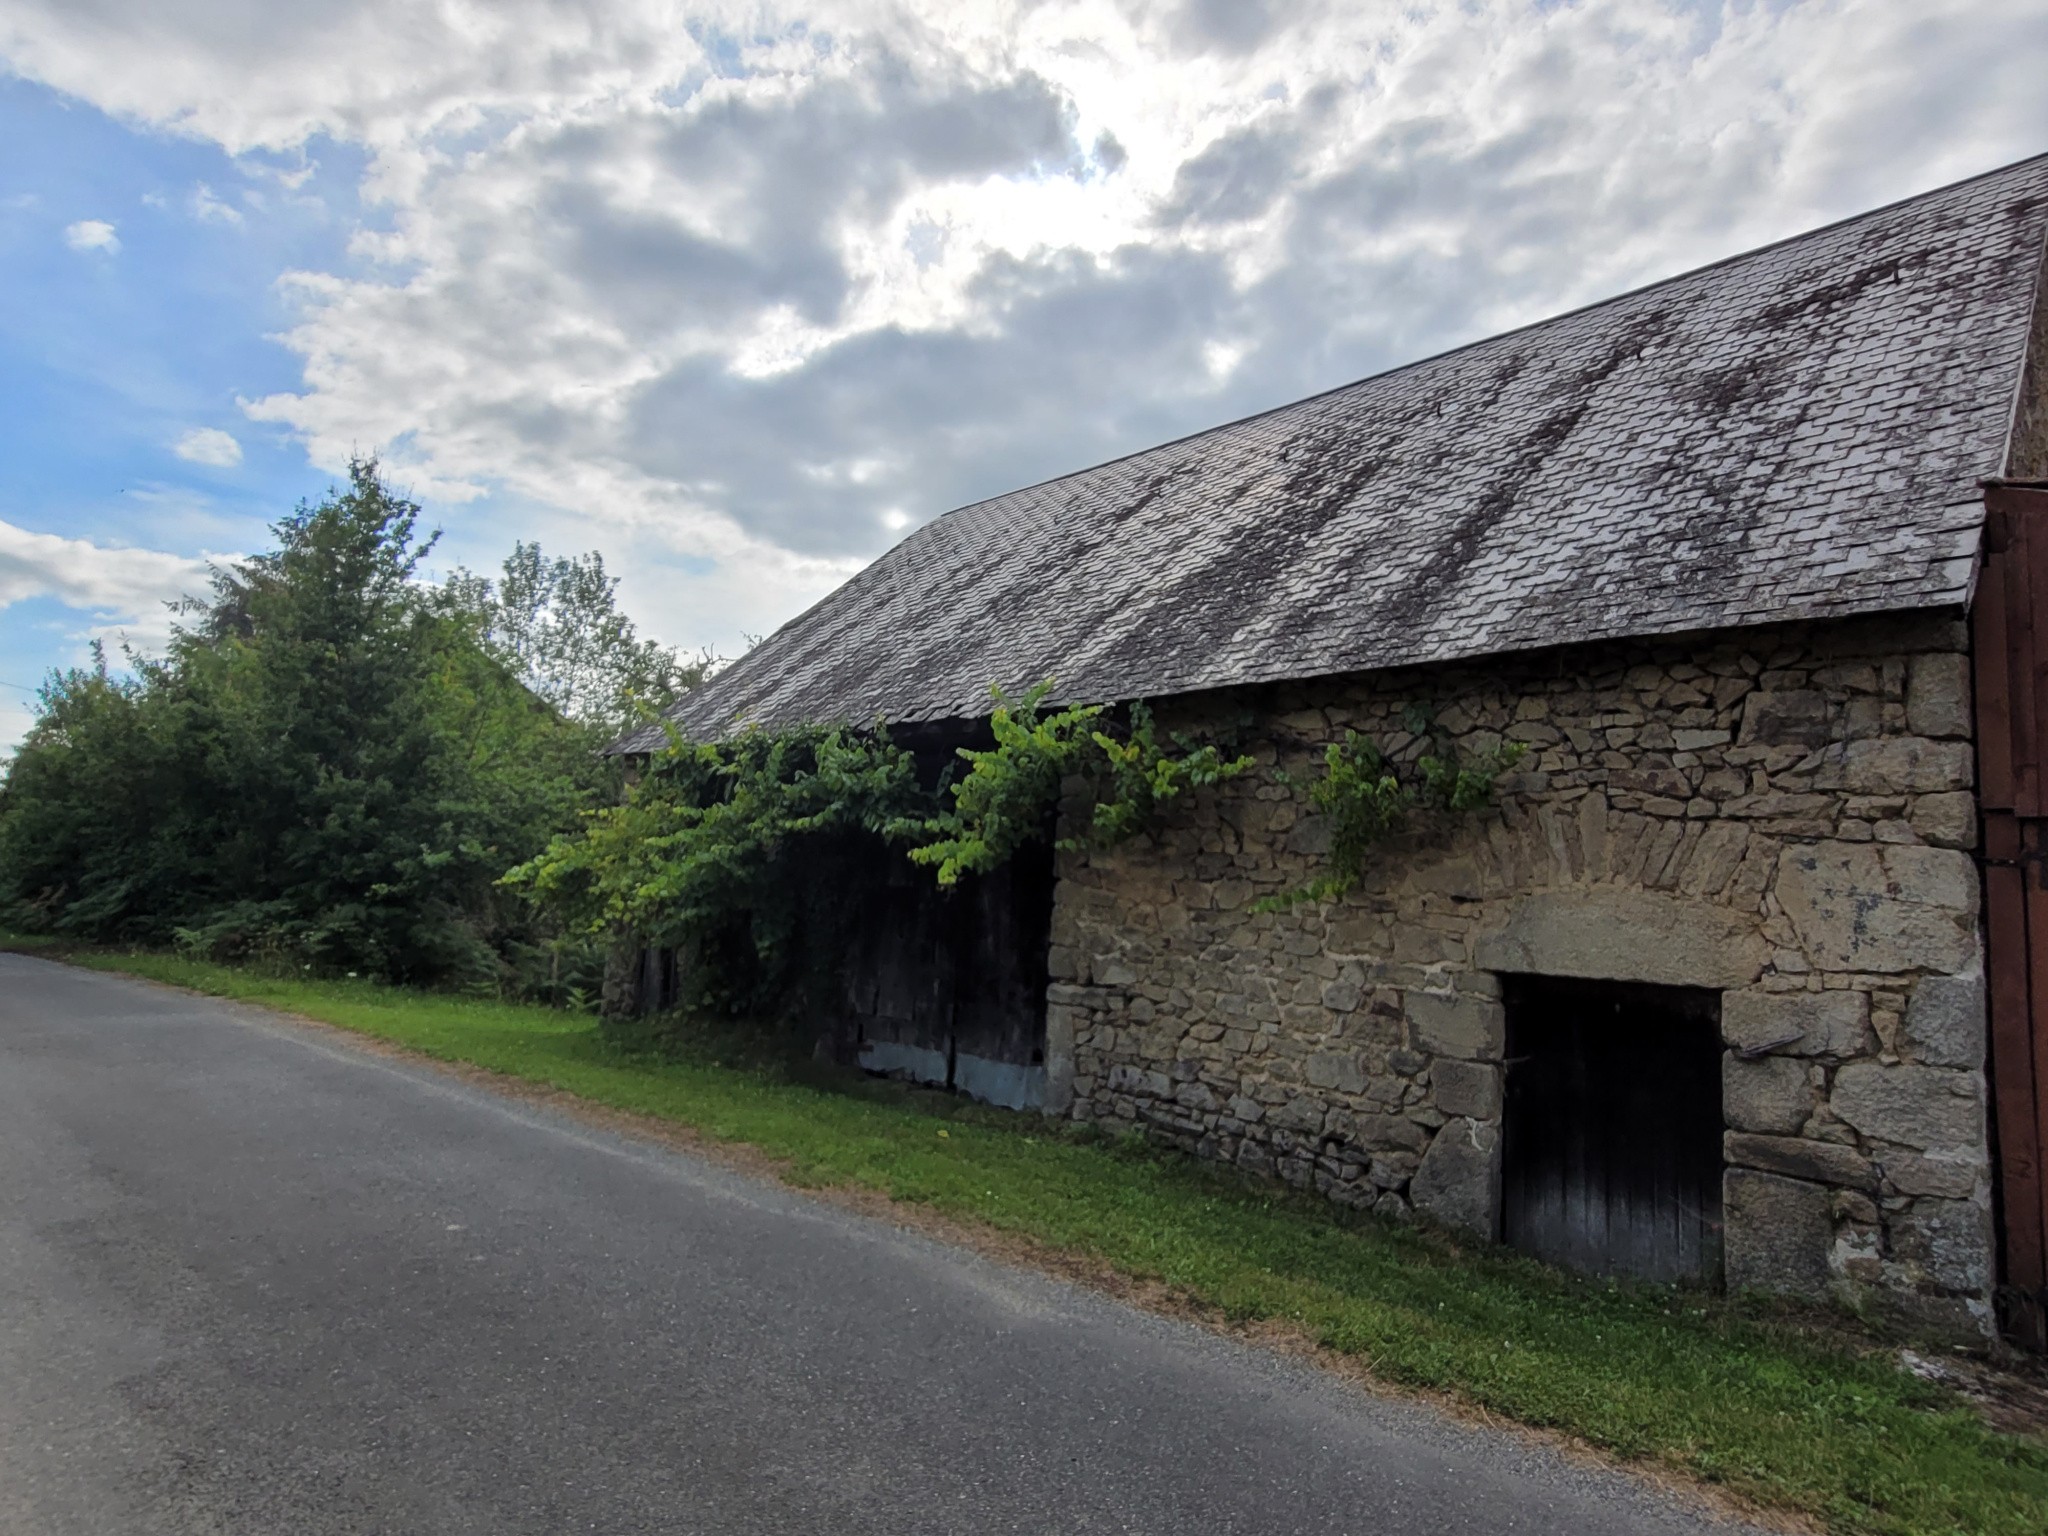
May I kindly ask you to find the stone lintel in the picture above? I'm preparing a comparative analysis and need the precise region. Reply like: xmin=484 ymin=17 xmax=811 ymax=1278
xmin=1472 ymin=888 xmax=1767 ymax=989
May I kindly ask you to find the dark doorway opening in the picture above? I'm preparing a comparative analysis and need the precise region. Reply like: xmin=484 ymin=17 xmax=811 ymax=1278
xmin=1500 ymin=975 xmax=1724 ymax=1285
xmin=845 ymin=836 xmax=1056 ymax=1110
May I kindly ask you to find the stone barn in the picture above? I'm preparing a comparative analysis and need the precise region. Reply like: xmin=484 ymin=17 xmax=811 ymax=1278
xmin=622 ymin=155 xmax=2048 ymax=1345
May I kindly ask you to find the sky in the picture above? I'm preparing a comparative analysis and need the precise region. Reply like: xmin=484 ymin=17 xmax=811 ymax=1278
xmin=1 ymin=1 xmax=2044 ymax=751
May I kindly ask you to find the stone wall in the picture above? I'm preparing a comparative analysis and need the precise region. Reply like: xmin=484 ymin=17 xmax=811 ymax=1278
xmin=1045 ymin=612 xmax=1994 ymax=1337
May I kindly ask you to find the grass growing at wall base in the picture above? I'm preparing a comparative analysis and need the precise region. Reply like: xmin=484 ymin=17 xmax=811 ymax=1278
xmin=13 ymin=940 xmax=2048 ymax=1536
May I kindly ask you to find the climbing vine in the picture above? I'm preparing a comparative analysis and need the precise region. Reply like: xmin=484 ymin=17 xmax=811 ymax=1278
xmin=502 ymin=723 xmax=935 ymax=1020
xmin=506 ymin=680 xmax=1252 ymax=1019
xmin=1257 ymin=709 xmax=1526 ymax=911
xmin=910 ymin=682 xmax=1255 ymax=884
xmin=505 ymin=683 xmax=1516 ymax=1022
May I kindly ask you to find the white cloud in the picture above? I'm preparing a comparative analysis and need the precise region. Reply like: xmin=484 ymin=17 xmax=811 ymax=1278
xmin=172 ymin=426 xmax=244 ymax=466
xmin=190 ymin=182 xmax=243 ymax=224
xmin=6 ymin=1 xmax=2048 ymax=658
xmin=63 ymin=218 xmax=119 ymax=253
xmin=0 ymin=518 xmax=217 ymax=653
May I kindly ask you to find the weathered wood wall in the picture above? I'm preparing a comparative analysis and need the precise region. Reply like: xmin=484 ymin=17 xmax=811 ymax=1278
xmin=844 ymin=842 xmax=1055 ymax=1109
xmin=1974 ymin=480 xmax=2048 ymax=1351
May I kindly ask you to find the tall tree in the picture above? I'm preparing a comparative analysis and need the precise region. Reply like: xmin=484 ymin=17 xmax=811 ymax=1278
xmin=0 ymin=460 xmax=616 ymax=986
xmin=440 ymin=542 xmax=706 ymax=739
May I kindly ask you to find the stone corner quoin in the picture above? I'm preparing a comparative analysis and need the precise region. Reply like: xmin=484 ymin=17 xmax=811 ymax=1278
xmin=1043 ymin=611 xmax=1996 ymax=1340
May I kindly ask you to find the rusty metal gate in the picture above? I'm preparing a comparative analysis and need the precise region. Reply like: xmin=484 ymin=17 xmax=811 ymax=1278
xmin=1974 ymin=480 xmax=2048 ymax=1351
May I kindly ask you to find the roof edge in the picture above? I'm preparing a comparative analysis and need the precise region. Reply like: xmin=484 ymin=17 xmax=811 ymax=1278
xmin=1998 ymin=213 xmax=2048 ymax=478
xmin=649 ymin=580 xmax=1982 ymax=747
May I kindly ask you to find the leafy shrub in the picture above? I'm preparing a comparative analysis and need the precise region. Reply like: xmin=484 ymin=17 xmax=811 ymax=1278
xmin=512 ymin=682 xmax=1254 ymax=1020
xmin=505 ymin=724 xmax=937 ymax=1021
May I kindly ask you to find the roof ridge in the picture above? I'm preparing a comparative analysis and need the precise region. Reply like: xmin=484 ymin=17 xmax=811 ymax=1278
xmin=920 ymin=149 xmax=2048 ymax=523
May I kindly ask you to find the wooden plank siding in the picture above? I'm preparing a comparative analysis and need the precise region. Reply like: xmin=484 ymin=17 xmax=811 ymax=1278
xmin=1977 ymin=482 xmax=2048 ymax=1351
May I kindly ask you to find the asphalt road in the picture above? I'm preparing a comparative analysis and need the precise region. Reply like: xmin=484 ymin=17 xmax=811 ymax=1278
xmin=0 ymin=954 xmax=1765 ymax=1535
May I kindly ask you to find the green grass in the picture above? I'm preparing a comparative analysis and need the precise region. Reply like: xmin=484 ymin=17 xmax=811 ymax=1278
xmin=15 ymin=942 xmax=2048 ymax=1535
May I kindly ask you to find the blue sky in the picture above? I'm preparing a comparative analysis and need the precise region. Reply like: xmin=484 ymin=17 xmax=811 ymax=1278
xmin=0 ymin=76 xmax=358 ymax=736
xmin=1 ymin=0 xmax=2045 ymax=751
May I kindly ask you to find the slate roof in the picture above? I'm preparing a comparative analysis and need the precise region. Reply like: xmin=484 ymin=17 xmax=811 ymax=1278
xmin=624 ymin=154 xmax=2048 ymax=748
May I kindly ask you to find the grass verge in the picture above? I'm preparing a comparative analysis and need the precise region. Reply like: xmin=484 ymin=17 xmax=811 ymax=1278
xmin=14 ymin=941 xmax=2048 ymax=1536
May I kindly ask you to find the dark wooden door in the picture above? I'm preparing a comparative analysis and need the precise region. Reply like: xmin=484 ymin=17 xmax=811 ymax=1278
xmin=848 ymin=840 xmax=1055 ymax=1110
xmin=1501 ymin=975 xmax=1724 ymax=1285
xmin=947 ymin=839 xmax=1055 ymax=1108
xmin=1973 ymin=481 xmax=2048 ymax=1351
xmin=843 ymin=868 xmax=959 ymax=1088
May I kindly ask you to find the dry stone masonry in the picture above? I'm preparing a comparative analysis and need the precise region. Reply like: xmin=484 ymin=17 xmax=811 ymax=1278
xmin=1045 ymin=613 xmax=1993 ymax=1337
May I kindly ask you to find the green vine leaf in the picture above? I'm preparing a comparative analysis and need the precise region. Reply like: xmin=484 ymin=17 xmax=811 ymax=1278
xmin=509 ymin=679 xmax=1259 ymax=1013
xmin=1254 ymin=722 xmax=1525 ymax=912
xmin=506 ymin=677 xmax=1514 ymax=1014
xmin=910 ymin=685 xmax=1254 ymax=884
